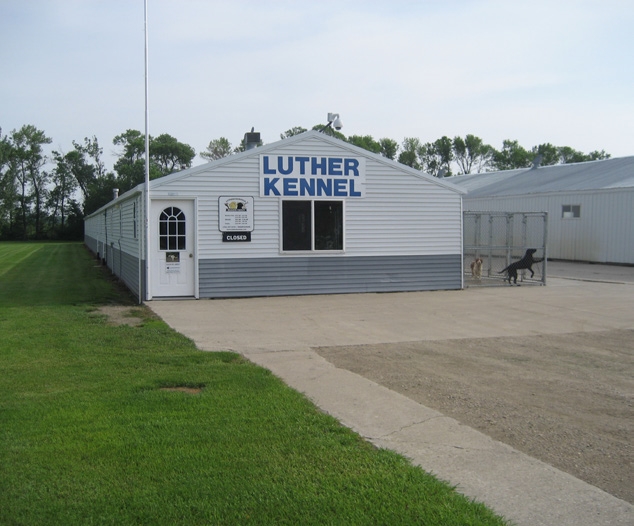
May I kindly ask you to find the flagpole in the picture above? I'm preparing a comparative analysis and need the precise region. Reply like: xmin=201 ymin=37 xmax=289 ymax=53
xmin=144 ymin=0 xmax=151 ymax=301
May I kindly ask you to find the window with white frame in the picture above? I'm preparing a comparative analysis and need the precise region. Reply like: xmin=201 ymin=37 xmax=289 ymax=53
xmin=562 ymin=204 xmax=581 ymax=218
xmin=282 ymin=200 xmax=343 ymax=251
xmin=159 ymin=206 xmax=186 ymax=250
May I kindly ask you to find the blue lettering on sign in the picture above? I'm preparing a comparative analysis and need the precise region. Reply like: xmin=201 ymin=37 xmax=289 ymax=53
xmin=283 ymin=178 xmax=298 ymax=196
xmin=263 ymin=156 xmax=276 ymax=175
xmin=264 ymin=177 xmax=281 ymax=196
xmin=262 ymin=177 xmax=363 ymax=197
xmin=311 ymin=157 xmax=327 ymax=175
xmin=299 ymin=178 xmax=315 ymax=196
xmin=260 ymin=155 xmax=365 ymax=197
xmin=296 ymin=156 xmax=310 ymax=174
xmin=278 ymin=156 xmax=293 ymax=175
xmin=261 ymin=155 xmax=362 ymax=176
xmin=317 ymin=179 xmax=332 ymax=196
xmin=349 ymin=179 xmax=361 ymax=197
xmin=344 ymin=158 xmax=360 ymax=176
xmin=328 ymin=157 xmax=342 ymax=176
xmin=334 ymin=179 xmax=347 ymax=196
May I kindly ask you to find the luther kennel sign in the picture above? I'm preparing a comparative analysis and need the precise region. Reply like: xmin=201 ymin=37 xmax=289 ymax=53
xmin=260 ymin=155 xmax=366 ymax=198
xmin=219 ymin=196 xmax=254 ymax=237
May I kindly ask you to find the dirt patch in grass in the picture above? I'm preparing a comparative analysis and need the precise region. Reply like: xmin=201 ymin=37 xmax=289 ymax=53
xmin=159 ymin=386 xmax=204 ymax=394
xmin=94 ymin=305 xmax=146 ymax=326
xmin=316 ymin=329 xmax=634 ymax=504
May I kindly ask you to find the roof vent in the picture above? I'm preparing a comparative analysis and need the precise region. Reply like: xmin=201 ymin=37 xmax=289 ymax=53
xmin=244 ymin=128 xmax=261 ymax=150
xmin=113 ymin=188 xmax=119 ymax=199
xmin=531 ymin=154 xmax=543 ymax=170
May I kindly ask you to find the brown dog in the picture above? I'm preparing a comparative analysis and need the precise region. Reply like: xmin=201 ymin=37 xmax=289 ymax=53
xmin=470 ymin=258 xmax=483 ymax=279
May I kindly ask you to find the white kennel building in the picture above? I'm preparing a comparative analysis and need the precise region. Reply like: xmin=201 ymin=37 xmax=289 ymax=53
xmin=85 ymin=131 xmax=465 ymax=300
xmin=453 ymin=156 xmax=634 ymax=265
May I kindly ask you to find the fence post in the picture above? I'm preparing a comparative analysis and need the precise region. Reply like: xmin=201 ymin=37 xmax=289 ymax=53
xmin=543 ymin=211 xmax=548 ymax=286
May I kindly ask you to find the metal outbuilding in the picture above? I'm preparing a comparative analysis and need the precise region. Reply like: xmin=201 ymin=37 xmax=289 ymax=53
xmin=453 ymin=156 xmax=634 ymax=265
xmin=85 ymin=131 xmax=465 ymax=300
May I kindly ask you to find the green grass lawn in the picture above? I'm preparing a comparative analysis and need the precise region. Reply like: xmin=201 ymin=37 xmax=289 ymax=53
xmin=0 ymin=242 xmax=509 ymax=525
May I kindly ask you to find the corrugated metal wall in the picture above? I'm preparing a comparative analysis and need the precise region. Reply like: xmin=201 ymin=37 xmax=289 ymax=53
xmin=464 ymin=188 xmax=634 ymax=264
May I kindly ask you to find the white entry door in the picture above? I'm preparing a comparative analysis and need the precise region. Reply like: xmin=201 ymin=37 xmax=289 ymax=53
xmin=150 ymin=200 xmax=195 ymax=298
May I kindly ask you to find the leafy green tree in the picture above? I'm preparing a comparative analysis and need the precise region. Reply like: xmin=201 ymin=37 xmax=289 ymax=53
xmin=378 ymin=138 xmax=399 ymax=160
xmin=83 ymin=171 xmax=118 ymax=216
xmin=200 ymin=137 xmax=234 ymax=161
xmin=398 ymin=137 xmax=422 ymax=169
xmin=0 ymin=129 xmax=19 ymax=238
xmin=50 ymin=150 xmax=79 ymax=230
xmin=9 ymin=125 xmax=52 ymax=238
xmin=311 ymin=124 xmax=346 ymax=140
xmin=347 ymin=135 xmax=382 ymax=154
xmin=113 ymin=130 xmax=195 ymax=193
xmin=453 ymin=135 xmax=494 ymax=174
xmin=491 ymin=139 xmax=533 ymax=170
xmin=587 ymin=149 xmax=610 ymax=161
xmin=152 ymin=133 xmax=195 ymax=173
xmin=419 ymin=136 xmax=454 ymax=177
xmin=280 ymin=127 xmax=307 ymax=139
xmin=54 ymin=136 xmax=118 ymax=216
xmin=70 ymin=138 xmax=105 ymax=207
xmin=557 ymin=146 xmax=590 ymax=164
xmin=532 ymin=143 xmax=560 ymax=166
xmin=113 ymin=129 xmax=149 ymax=192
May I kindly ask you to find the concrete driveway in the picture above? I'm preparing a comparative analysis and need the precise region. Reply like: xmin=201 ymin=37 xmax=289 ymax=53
xmin=148 ymin=262 xmax=634 ymax=526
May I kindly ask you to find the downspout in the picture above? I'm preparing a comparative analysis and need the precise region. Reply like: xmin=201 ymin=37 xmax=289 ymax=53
xmin=138 ymin=198 xmax=142 ymax=304
xmin=103 ymin=209 xmax=108 ymax=266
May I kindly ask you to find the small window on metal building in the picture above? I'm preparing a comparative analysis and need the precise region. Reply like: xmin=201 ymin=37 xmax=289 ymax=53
xmin=562 ymin=205 xmax=580 ymax=219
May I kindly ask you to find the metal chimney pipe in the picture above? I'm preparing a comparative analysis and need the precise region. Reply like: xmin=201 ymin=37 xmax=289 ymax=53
xmin=244 ymin=128 xmax=260 ymax=150
xmin=113 ymin=188 xmax=119 ymax=199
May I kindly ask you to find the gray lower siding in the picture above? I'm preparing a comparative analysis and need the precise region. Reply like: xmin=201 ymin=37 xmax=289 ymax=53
xmin=85 ymin=236 xmax=142 ymax=300
xmin=199 ymin=254 xmax=461 ymax=298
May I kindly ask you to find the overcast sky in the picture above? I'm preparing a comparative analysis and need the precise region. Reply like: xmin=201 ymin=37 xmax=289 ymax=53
xmin=2 ymin=0 xmax=633 ymax=170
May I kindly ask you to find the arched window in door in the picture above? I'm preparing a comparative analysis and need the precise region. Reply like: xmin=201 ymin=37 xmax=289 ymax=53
xmin=159 ymin=207 xmax=186 ymax=250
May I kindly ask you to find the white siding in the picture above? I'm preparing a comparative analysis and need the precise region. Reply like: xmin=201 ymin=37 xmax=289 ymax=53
xmin=150 ymin=134 xmax=463 ymax=260
xmin=84 ymin=192 xmax=144 ymax=298
xmin=87 ymin=132 xmax=465 ymax=298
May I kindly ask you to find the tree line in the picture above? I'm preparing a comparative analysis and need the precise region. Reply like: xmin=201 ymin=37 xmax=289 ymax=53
xmin=0 ymin=122 xmax=609 ymax=241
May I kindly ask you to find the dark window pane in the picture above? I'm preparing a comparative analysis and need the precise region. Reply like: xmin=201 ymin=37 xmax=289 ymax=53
xmin=283 ymin=201 xmax=311 ymax=251
xmin=315 ymin=201 xmax=343 ymax=250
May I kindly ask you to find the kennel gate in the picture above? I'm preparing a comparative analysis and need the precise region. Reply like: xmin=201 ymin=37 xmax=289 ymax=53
xmin=463 ymin=211 xmax=548 ymax=286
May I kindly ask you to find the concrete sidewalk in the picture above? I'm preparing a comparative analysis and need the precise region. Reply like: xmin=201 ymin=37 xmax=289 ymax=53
xmin=148 ymin=262 xmax=633 ymax=526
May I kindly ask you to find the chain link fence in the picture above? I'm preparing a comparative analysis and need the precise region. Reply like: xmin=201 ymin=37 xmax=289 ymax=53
xmin=463 ymin=211 xmax=548 ymax=286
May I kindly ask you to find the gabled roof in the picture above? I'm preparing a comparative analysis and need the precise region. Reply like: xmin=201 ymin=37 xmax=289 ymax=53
xmin=150 ymin=130 xmax=466 ymax=195
xmin=452 ymin=155 xmax=634 ymax=198
xmin=86 ymin=131 xmax=466 ymax=218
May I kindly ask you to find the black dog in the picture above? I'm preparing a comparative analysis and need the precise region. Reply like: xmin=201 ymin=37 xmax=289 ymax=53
xmin=499 ymin=249 xmax=543 ymax=285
